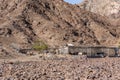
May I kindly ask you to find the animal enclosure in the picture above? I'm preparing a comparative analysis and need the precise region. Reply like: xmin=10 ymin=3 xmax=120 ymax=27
xmin=68 ymin=46 xmax=120 ymax=57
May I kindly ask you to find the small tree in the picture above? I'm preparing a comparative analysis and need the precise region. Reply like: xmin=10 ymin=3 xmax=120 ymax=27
xmin=118 ymin=42 xmax=120 ymax=48
xmin=32 ymin=40 xmax=48 ymax=52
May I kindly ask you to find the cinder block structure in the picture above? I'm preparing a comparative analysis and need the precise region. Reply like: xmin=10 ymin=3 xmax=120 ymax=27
xmin=61 ymin=46 xmax=120 ymax=57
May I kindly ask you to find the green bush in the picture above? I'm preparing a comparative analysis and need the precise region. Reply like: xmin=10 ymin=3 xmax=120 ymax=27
xmin=119 ymin=45 xmax=120 ymax=48
xmin=118 ymin=42 xmax=120 ymax=48
xmin=32 ymin=40 xmax=48 ymax=51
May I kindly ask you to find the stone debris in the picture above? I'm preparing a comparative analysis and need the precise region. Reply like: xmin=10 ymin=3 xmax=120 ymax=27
xmin=0 ymin=56 xmax=119 ymax=80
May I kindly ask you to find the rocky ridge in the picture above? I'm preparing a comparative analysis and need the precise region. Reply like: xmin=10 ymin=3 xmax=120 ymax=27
xmin=79 ymin=0 xmax=120 ymax=23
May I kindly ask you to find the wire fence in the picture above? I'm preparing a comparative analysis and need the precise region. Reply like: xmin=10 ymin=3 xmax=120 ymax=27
xmin=68 ymin=46 xmax=119 ymax=56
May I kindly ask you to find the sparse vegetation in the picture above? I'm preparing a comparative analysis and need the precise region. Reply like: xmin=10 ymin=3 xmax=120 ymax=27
xmin=118 ymin=42 xmax=120 ymax=48
xmin=32 ymin=40 xmax=48 ymax=51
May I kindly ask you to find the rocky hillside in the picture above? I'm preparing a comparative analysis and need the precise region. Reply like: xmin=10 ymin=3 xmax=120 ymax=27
xmin=79 ymin=0 xmax=120 ymax=21
xmin=0 ymin=0 xmax=120 ymax=55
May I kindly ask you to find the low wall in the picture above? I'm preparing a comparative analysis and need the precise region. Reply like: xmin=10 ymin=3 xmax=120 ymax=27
xmin=68 ymin=46 xmax=119 ymax=56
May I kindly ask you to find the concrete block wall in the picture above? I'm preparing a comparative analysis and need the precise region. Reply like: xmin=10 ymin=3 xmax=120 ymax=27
xmin=68 ymin=46 xmax=119 ymax=56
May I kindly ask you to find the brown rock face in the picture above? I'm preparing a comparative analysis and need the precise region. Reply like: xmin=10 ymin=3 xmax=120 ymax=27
xmin=79 ymin=0 xmax=120 ymax=21
xmin=0 ymin=0 xmax=120 ymax=54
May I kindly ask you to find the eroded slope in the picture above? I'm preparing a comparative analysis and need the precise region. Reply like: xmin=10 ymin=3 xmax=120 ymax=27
xmin=0 ymin=0 xmax=120 ymax=55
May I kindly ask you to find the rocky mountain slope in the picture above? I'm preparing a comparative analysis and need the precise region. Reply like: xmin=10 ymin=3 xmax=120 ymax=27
xmin=0 ymin=0 xmax=120 ymax=55
xmin=79 ymin=0 xmax=120 ymax=22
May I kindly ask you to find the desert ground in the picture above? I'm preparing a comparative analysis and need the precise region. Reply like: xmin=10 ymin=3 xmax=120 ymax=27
xmin=0 ymin=54 xmax=120 ymax=80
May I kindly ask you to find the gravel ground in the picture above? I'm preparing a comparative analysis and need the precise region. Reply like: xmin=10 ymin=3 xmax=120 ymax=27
xmin=0 ymin=55 xmax=120 ymax=80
